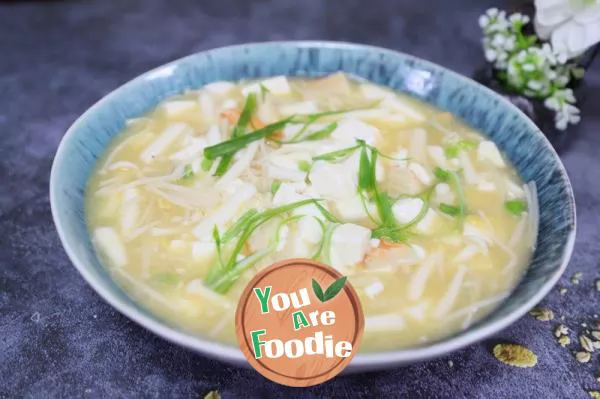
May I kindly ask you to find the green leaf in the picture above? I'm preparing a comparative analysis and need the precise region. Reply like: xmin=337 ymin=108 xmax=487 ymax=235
xmin=312 ymin=145 xmax=360 ymax=162
xmin=439 ymin=203 xmax=461 ymax=216
xmin=298 ymin=160 xmax=312 ymax=173
xmin=434 ymin=167 xmax=450 ymax=181
xmin=221 ymin=209 xmax=259 ymax=243
xmin=322 ymin=276 xmax=347 ymax=302
xmin=358 ymin=145 xmax=373 ymax=192
xmin=204 ymin=117 xmax=294 ymax=160
xmin=505 ymin=199 xmax=527 ymax=216
xmin=270 ymin=181 xmax=281 ymax=195
xmin=201 ymin=158 xmax=214 ymax=171
xmin=313 ymin=202 xmax=341 ymax=224
xmin=213 ymin=93 xmax=258 ymax=176
xmin=181 ymin=164 xmax=194 ymax=180
xmin=259 ymin=84 xmax=270 ymax=101
xmin=312 ymin=278 xmax=325 ymax=302
xmin=303 ymin=122 xmax=338 ymax=141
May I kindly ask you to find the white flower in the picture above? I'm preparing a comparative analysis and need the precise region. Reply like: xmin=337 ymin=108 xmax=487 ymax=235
xmin=546 ymin=88 xmax=580 ymax=130
xmin=534 ymin=0 xmax=600 ymax=59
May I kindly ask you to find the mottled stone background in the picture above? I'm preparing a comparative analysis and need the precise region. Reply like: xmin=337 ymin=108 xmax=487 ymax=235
xmin=1 ymin=0 xmax=599 ymax=398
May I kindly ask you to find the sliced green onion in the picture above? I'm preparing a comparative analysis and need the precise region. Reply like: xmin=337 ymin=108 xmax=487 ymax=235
xmin=204 ymin=117 xmax=294 ymax=160
xmin=180 ymin=164 xmax=194 ymax=180
xmin=434 ymin=167 xmax=450 ymax=181
xmin=221 ymin=209 xmax=259 ymax=243
xmin=505 ymin=199 xmax=527 ymax=216
xmin=313 ymin=145 xmax=360 ymax=162
xmin=270 ymin=181 xmax=282 ymax=195
xmin=298 ymin=160 xmax=312 ymax=173
xmin=438 ymin=203 xmax=461 ymax=216
xmin=201 ymin=158 xmax=214 ymax=171
xmin=259 ymin=84 xmax=270 ymax=101
xmin=213 ymin=93 xmax=257 ymax=176
xmin=444 ymin=139 xmax=477 ymax=159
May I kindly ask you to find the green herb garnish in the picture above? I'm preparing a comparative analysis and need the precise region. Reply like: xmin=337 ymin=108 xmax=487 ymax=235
xmin=270 ymin=181 xmax=282 ymax=195
xmin=444 ymin=139 xmax=477 ymax=159
xmin=298 ymin=160 xmax=312 ymax=173
xmin=505 ymin=199 xmax=527 ymax=216
xmin=201 ymin=158 xmax=214 ymax=171
xmin=438 ymin=203 xmax=461 ymax=216
xmin=313 ymin=145 xmax=360 ymax=162
xmin=434 ymin=167 xmax=450 ymax=181
xmin=204 ymin=116 xmax=294 ymax=160
xmin=213 ymin=93 xmax=257 ymax=176
xmin=181 ymin=164 xmax=194 ymax=180
xmin=259 ymin=84 xmax=270 ymax=101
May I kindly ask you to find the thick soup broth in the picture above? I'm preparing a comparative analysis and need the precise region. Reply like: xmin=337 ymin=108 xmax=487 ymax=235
xmin=86 ymin=73 xmax=536 ymax=351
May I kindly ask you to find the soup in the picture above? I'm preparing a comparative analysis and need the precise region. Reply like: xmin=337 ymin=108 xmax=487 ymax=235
xmin=86 ymin=73 xmax=537 ymax=351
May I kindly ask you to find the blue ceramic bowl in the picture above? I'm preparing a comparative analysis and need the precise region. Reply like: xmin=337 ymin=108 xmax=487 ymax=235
xmin=50 ymin=41 xmax=576 ymax=370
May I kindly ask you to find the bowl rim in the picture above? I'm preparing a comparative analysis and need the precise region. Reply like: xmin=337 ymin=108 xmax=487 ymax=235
xmin=50 ymin=40 xmax=576 ymax=370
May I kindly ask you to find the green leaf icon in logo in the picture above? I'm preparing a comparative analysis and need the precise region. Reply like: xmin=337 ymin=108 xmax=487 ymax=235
xmin=312 ymin=276 xmax=347 ymax=303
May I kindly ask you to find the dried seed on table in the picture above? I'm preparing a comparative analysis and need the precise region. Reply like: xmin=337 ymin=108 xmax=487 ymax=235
xmin=596 ymin=280 xmax=600 ymax=292
xmin=576 ymin=351 xmax=591 ymax=363
xmin=559 ymin=287 xmax=567 ymax=295
xmin=581 ymin=335 xmax=595 ymax=352
xmin=530 ymin=307 xmax=554 ymax=321
xmin=591 ymin=331 xmax=600 ymax=340
xmin=558 ymin=335 xmax=570 ymax=347
xmin=589 ymin=391 xmax=600 ymax=399
xmin=493 ymin=343 xmax=538 ymax=368
xmin=555 ymin=324 xmax=569 ymax=337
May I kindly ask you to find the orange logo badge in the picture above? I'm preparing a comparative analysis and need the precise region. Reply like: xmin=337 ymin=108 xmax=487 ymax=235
xmin=235 ymin=258 xmax=364 ymax=387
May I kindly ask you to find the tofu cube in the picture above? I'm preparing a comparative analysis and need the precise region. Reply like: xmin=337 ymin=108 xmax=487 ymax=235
xmin=331 ymin=119 xmax=381 ymax=145
xmin=242 ymin=76 xmax=291 ymax=96
xmin=329 ymin=223 xmax=372 ymax=271
xmin=477 ymin=141 xmax=506 ymax=168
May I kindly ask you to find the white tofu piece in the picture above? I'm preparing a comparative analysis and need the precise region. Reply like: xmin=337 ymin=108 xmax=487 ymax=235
xmin=364 ymin=279 xmax=384 ymax=299
xmin=433 ymin=182 xmax=455 ymax=204
xmin=287 ymin=235 xmax=313 ymax=258
xmin=427 ymin=145 xmax=448 ymax=169
xmin=140 ymin=123 xmax=190 ymax=163
xmin=408 ymin=162 xmax=432 ymax=185
xmin=392 ymin=198 xmax=438 ymax=233
xmin=192 ymin=240 xmax=217 ymax=262
xmin=296 ymin=217 xmax=323 ymax=244
xmin=392 ymin=198 xmax=424 ymax=224
xmin=506 ymin=180 xmax=525 ymax=199
xmin=477 ymin=141 xmax=506 ymax=168
xmin=120 ymin=187 xmax=139 ymax=236
xmin=332 ymin=196 xmax=374 ymax=222
xmin=162 ymin=100 xmax=197 ymax=117
xmin=331 ymin=119 xmax=381 ymax=145
xmin=242 ymin=76 xmax=291 ymax=96
xmin=310 ymin=155 xmax=359 ymax=200
xmin=477 ymin=181 xmax=497 ymax=192
xmin=204 ymin=81 xmax=236 ymax=96
xmin=329 ymin=223 xmax=372 ymax=270
xmin=94 ymin=227 xmax=127 ymax=267
xmin=279 ymin=101 xmax=319 ymax=116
